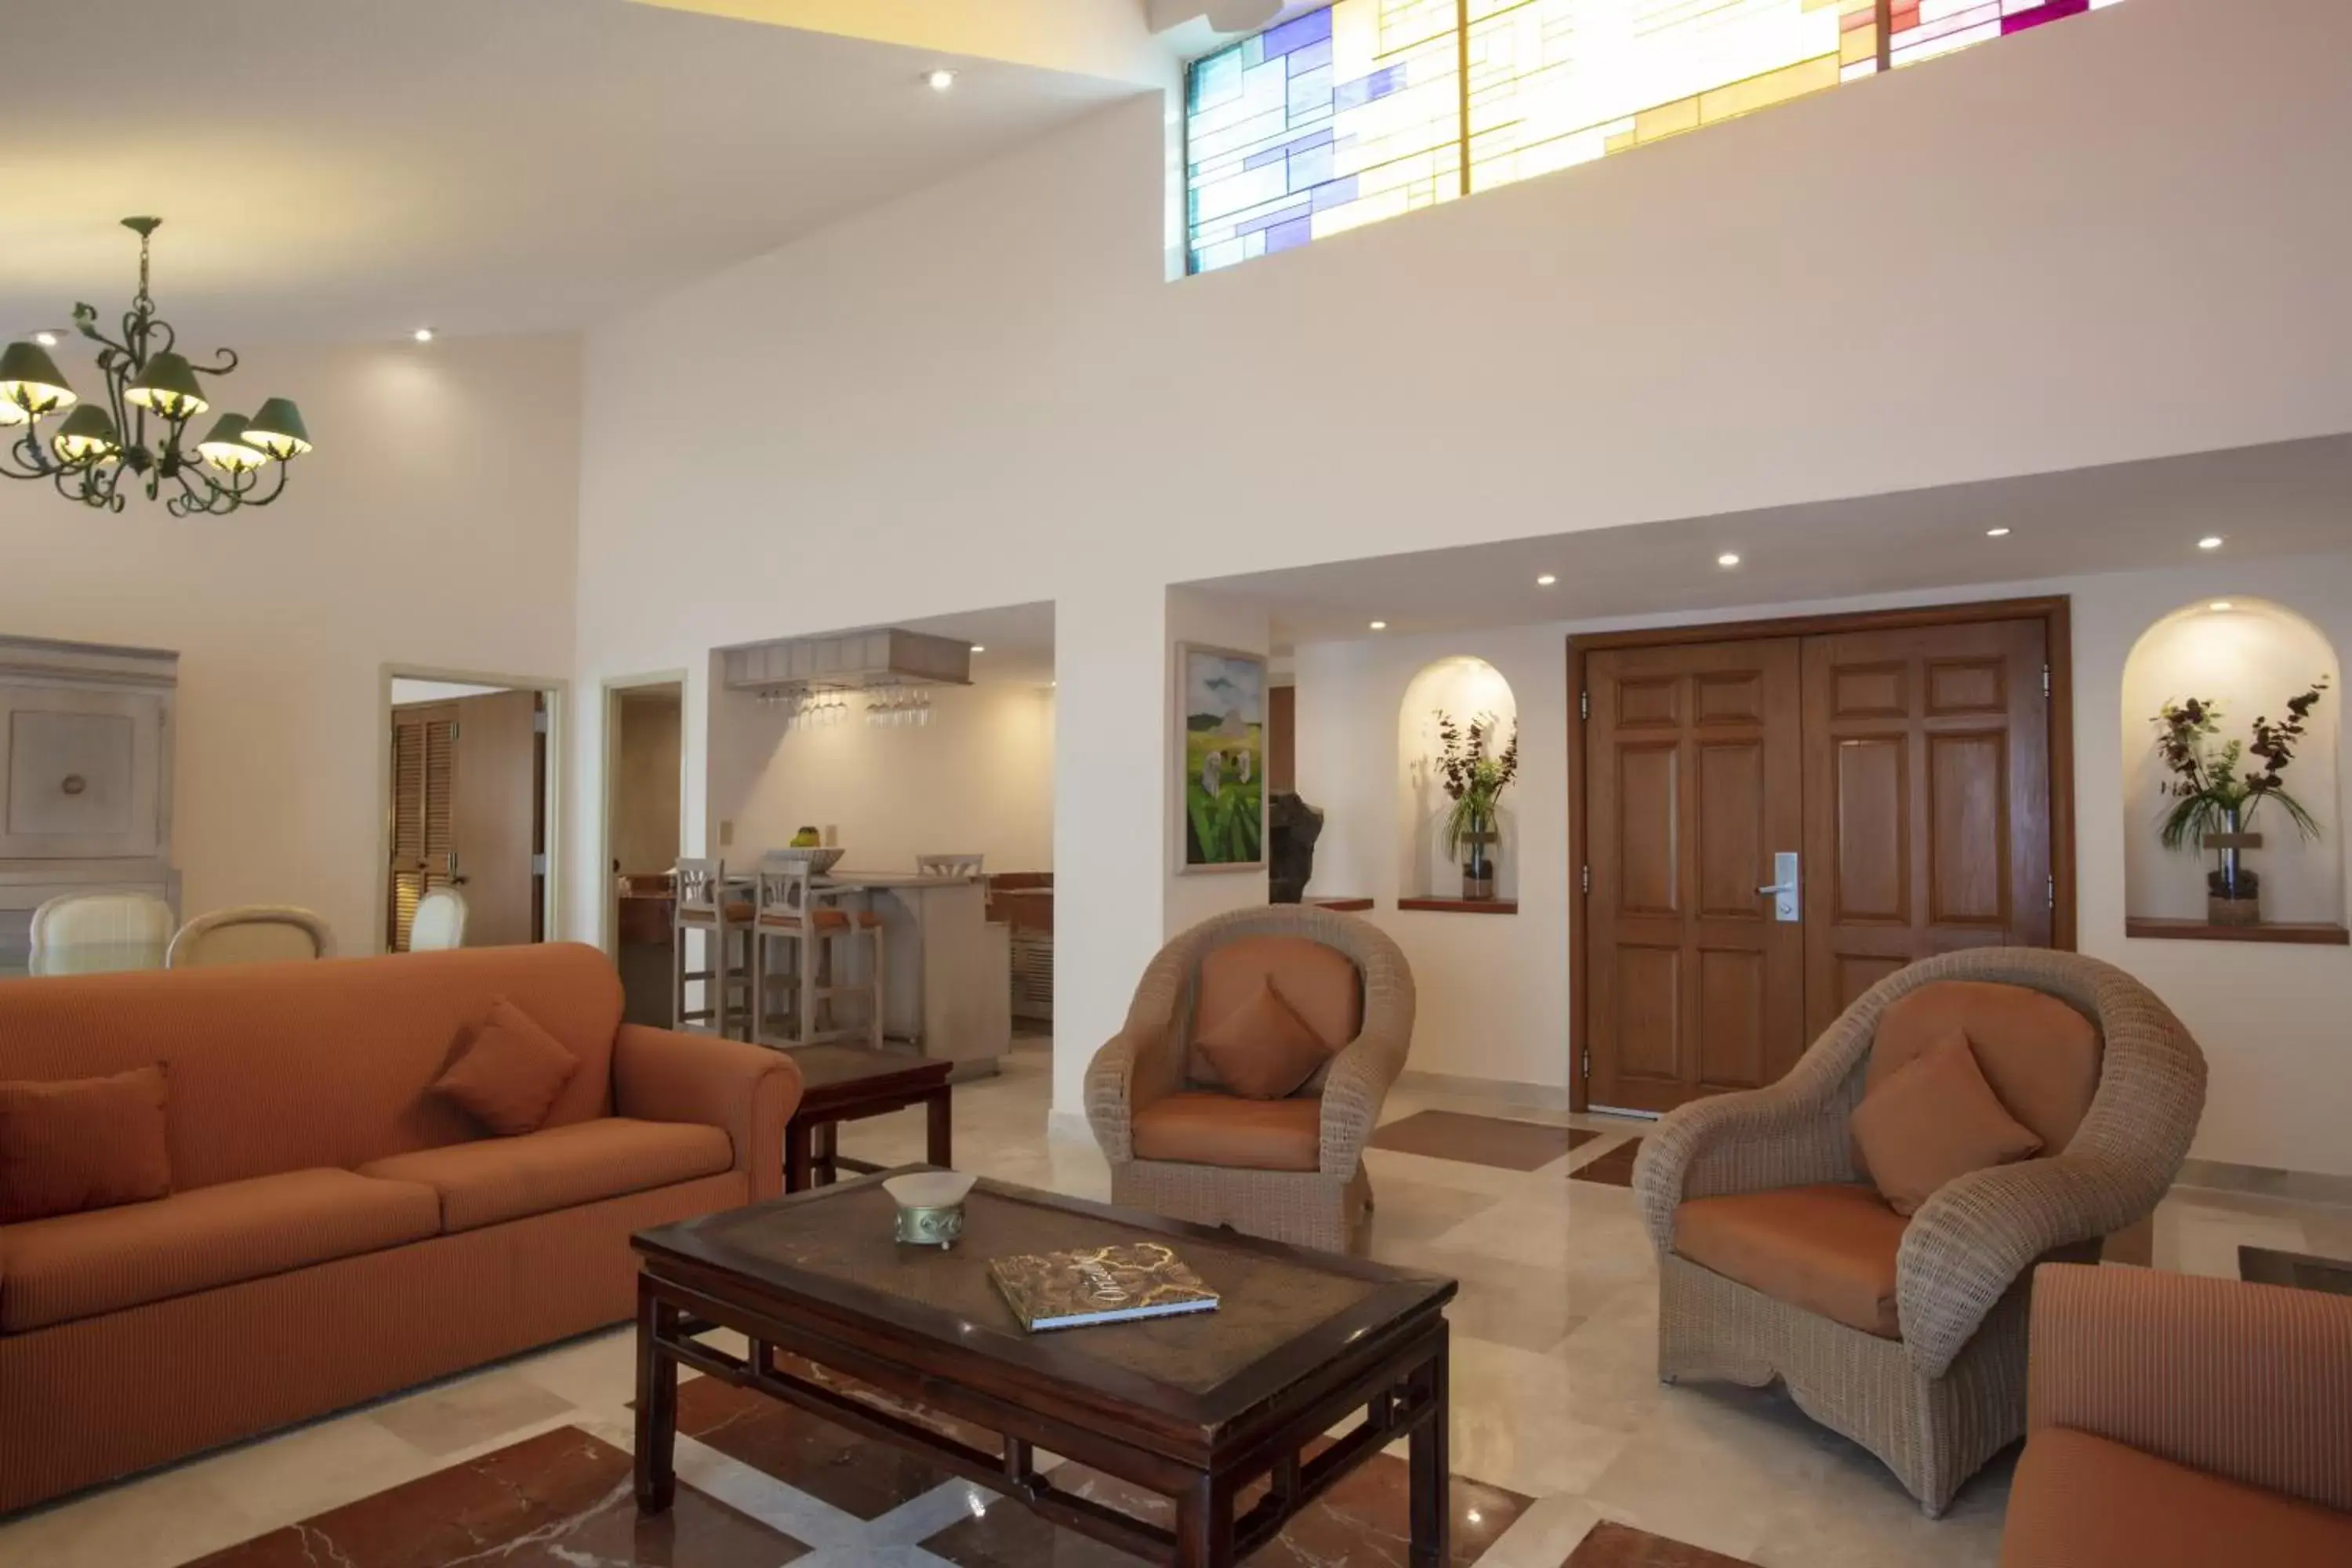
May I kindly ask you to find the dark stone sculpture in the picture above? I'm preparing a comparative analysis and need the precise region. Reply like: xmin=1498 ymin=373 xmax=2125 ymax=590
xmin=1268 ymin=791 xmax=1325 ymax=903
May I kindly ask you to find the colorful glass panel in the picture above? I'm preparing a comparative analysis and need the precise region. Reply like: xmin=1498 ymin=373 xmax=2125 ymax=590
xmin=1187 ymin=0 xmax=1463 ymax=274
xmin=1184 ymin=0 xmax=2125 ymax=272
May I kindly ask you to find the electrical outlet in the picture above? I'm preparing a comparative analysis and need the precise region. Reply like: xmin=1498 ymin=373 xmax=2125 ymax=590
xmin=719 ymin=819 xmax=734 ymax=847
xmin=823 ymin=824 xmax=838 ymax=847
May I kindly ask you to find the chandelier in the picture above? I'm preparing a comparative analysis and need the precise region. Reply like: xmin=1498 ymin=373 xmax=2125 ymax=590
xmin=1 ymin=217 xmax=314 ymax=516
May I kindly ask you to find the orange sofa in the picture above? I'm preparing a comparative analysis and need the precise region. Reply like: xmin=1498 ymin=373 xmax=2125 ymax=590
xmin=2000 ymin=1263 xmax=2352 ymax=1566
xmin=0 ymin=942 xmax=800 ymax=1514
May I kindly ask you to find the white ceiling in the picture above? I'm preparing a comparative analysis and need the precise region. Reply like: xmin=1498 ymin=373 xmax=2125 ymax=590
xmin=0 ymin=0 xmax=1134 ymax=345
xmin=902 ymin=601 xmax=1056 ymax=687
xmin=1189 ymin=437 xmax=2352 ymax=650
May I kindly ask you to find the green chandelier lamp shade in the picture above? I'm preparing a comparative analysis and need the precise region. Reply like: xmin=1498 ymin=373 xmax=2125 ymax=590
xmin=0 ymin=340 xmax=78 ymax=419
xmin=195 ymin=413 xmax=271 ymax=474
xmin=50 ymin=404 xmax=122 ymax=465
xmin=125 ymin=350 xmax=209 ymax=420
xmin=241 ymin=397 xmax=314 ymax=459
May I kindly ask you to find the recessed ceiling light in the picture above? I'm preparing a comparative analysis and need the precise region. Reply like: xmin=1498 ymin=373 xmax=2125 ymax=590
xmin=31 ymin=331 xmax=58 ymax=348
xmin=969 ymin=644 xmax=985 ymax=653
xmin=1716 ymin=553 xmax=1741 ymax=568
xmin=2198 ymin=535 xmax=2224 ymax=550
xmin=1536 ymin=573 xmax=1557 ymax=586
xmin=2209 ymin=601 xmax=2234 ymax=612
xmin=1368 ymin=620 xmax=1388 ymax=630
xmin=1985 ymin=527 xmax=2011 ymax=538
xmin=926 ymin=68 xmax=957 ymax=91
xmin=412 ymin=327 xmax=434 ymax=343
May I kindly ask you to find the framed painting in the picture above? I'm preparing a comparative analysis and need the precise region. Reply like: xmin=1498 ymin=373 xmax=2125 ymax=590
xmin=1176 ymin=642 xmax=1267 ymax=873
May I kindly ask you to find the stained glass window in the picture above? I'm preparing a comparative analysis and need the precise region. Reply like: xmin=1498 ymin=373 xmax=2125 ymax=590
xmin=1184 ymin=0 xmax=2125 ymax=273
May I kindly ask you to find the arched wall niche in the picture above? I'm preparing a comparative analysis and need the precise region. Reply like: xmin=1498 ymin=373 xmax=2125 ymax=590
xmin=2120 ymin=597 xmax=2344 ymax=928
xmin=1396 ymin=656 xmax=1519 ymax=902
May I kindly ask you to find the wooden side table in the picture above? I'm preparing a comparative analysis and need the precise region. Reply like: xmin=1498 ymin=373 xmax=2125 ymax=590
xmin=782 ymin=1044 xmax=954 ymax=1192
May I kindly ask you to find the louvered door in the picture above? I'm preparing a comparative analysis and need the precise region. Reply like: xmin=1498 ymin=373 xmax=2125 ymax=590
xmin=387 ymin=704 xmax=459 ymax=951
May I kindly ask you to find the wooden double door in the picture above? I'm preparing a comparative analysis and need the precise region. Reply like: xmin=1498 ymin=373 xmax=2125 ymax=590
xmin=1581 ymin=611 xmax=2063 ymax=1113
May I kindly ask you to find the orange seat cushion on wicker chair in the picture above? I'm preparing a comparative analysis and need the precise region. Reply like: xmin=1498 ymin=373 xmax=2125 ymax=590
xmin=2000 ymin=1427 xmax=2352 ymax=1568
xmin=1131 ymin=1091 xmax=1321 ymax=1171
xmin=1852 ymin=1029 xmax=2045 ymax=1216
xmin=358 ymin=1118 xmax=733 ymax=1233
xmin=1867 ymin=981 xmax=2102 ymax=1156
xmin=1674 ymin=1183 xmax=1910 ymax=1338
xmin=1193 ymin=980 xmax=1332 ymax=1099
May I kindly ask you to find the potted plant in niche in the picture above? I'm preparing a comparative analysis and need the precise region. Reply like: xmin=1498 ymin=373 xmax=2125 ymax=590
xmin=1436 ymin=710 xmax=1519 ymax=901
xmin=2150 ymin=677 xmax=2329 ymax=924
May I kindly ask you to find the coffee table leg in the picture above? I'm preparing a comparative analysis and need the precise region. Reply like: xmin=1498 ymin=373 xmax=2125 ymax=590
xmin=1408 ymin=1328 xmax=1450 ymax=1567
xmin=785 ymin=1119 xmax=812 ymax=1193
xmin=926 ymin=1087 xmax=953 ymax=1169
xmin=633 ymin=1278 xmax=679 ymax=1513
xmin=815 ymin=1120 xmax=839 ymax=1186
xmin=1174 ymin=1472 xmax=1235 ymax=1568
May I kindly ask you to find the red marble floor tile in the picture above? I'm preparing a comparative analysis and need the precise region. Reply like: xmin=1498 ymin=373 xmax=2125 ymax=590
xmin=184 ymin=1425 xmax=805 ymax=1567
xmin=1372 ymin=1111 xmax=1602 ymax=1171
xmin=1561 ymin=1519 xmax=1757 ymax=1566
xmin=921 ymin=1446 xmax=1528 ymax=1567
xmin=1569 ymin=1138 xmax=1644 ymax=1188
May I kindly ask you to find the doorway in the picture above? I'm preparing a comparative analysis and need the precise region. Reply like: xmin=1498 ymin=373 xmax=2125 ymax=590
xmin=603 ymin=677 xmax=686 ymax=1026
xmin=381 ymin=674 xmax=561 ymax=952
xmin=1569 ymin=598 xmax=2075 ymax=1114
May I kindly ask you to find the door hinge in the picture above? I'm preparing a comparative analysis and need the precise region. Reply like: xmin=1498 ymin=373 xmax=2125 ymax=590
xmin=2042 ymin=663 xmax=2051 ymax=699
xmin=1581 ymin=864 xmax=1591 ymax=895
xmin=1581 ymin=1047 xmax=1591 ymax=1080
xmin=1579 ymin=689 xmax=1590 ymax=721
xmin=2048 ymin=873 xmax=2056 ymax=911
xmin=533 ymin=709 xmax=550 ymax=735
xmin=450 ymin=720 xmax=460 ymax=741
xmin=532 ymin=852 xmax=549 ymax=877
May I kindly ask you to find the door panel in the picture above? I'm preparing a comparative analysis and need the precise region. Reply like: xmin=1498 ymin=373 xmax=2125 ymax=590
xmin=449 ymin=690 xmax=541 ymax=949
xmin=1586 ymin=640 xmax=1806 ymax=1112
xmin=1800 ymin=618 xmax=2051 ymax=1038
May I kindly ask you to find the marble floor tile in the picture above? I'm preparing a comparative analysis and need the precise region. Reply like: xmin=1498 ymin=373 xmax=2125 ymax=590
xmin=1567 ymin=1138 xmax=1644 ymax=1189
xmin=1441 ymin=1336 xmax=1637 ymax=1497
xmin=1563 ymin=1519 xmax=1754 ymax=1566
xmin=676 ymin=1370 xmax=965 ymax=1521
xmin=365 ymin=1365 xmax=580 ymax=1457
xmin=1373 ymin=1110 xmax=1603 ymax=1171
xmin=185 ymin=1426 xmax=808 ymax=1566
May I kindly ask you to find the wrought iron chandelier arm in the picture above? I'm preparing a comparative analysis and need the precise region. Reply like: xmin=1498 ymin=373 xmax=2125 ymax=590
xmin=186 ymin=345 xmax=239 ymax=378
xmin=0 ymin=426 xmax=58 ymax=482
xmin=236 ymin=456 xmax=292 ymax=510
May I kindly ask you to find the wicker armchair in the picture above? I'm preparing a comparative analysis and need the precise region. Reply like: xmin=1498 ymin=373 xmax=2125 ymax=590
xmin=1632 ymin=948 xmax=2206 ymax=1516
xmin=1085 ymin=906 xmax=1414 ymax=1253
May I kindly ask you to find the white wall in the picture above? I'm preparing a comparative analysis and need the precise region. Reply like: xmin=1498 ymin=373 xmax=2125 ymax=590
xmin=709 ymin=679 xmax=1055 ymax=871
xmin=0 ymin=335 xmax=582 ymax=952
xmin=565 ymin=0 xmax=2352 ymax=1120
xmin=1294 ymin=548 xmax=2352 ymax=1178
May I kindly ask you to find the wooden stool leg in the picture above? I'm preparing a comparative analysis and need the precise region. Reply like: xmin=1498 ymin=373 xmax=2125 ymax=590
xmin=868 ymin=920 xmax=887 ymax=1049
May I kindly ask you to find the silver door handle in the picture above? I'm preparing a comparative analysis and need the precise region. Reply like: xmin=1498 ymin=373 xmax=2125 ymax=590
xmin=1759 ymin=851 xmax=1800 ymax=922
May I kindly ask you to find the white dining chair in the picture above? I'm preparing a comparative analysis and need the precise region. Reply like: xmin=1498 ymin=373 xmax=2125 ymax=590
xmin=167 ymin=906 xmax=336 ymax=968
xmin=916 ymin=852 xmax=985 ymax=880
xmin=29 ymin=891 xmax=175 ymax=976
xmin=408 ymin=887 xmax=469 ymax=951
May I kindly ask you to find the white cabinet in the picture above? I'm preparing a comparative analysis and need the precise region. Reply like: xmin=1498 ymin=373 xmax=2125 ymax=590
xmin=0 ymin=637 xmax=180 ymax=974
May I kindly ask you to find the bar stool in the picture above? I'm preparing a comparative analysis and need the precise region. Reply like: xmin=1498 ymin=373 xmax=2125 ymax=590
xmin=672 ymin=858 xmax=754 ymax=1039
xmin=750 ymin=853 xmax=885 ymax=1049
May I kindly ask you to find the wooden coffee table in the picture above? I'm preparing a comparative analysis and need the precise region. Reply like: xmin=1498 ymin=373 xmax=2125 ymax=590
xmin=632 ymin=1172 xmax=1457 ymax=1567
xmin=782 ymin=1045 xmax=954 ymax=1192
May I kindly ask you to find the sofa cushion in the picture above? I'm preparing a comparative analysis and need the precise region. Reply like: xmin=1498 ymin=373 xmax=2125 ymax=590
xmin=1868 ymin=980 xmax=2101 ymax=1156
xmin=1188 ymin=936 xmax=1361 ymax=1087
xmin=0 ymin=1065 xmax=172 ymax=1224
xmin=1852 ymin=1029 xmax=2044 ymax=1216
xmin=0 ymin=944 xmax=625 ymax=1192
xmin=431 ymin=997 xmax=581 ymax=1136
xmin=1999 ymin=1427 xmax=2352 ymax=1568
xmin=1674 ymin=1183 xmax=1908 ymax=1338
xmin=1132 ymin=1091 xmax=1321 ymax=1172
xmin=358 ymin=1118 xmax=735 ymax=1233
xmin=1194 ymin=980 xmax=1332 ymax=1100
xmin=0 ymin=1168 xmax=440 ymax=1332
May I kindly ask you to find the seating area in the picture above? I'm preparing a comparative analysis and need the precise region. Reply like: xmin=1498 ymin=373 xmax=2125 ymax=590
xmin=5 ymin=0 xmax=2350 ymax=1564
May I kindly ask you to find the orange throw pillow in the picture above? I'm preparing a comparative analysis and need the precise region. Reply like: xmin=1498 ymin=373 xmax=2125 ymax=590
xmin=433 ymin=997 xmax=580 ymax=1135
xmin=1195 ymin=979 xmax=1332 ymax=1099
xmin=1851 ymin=1029 xmax=2042 ymax=1216
xmin=0 ymin=1065 xmax=172 ymax=1224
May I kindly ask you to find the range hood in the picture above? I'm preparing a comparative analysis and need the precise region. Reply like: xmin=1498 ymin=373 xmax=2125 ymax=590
xmin=720 ymin=629 xmax=972 ymax=691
